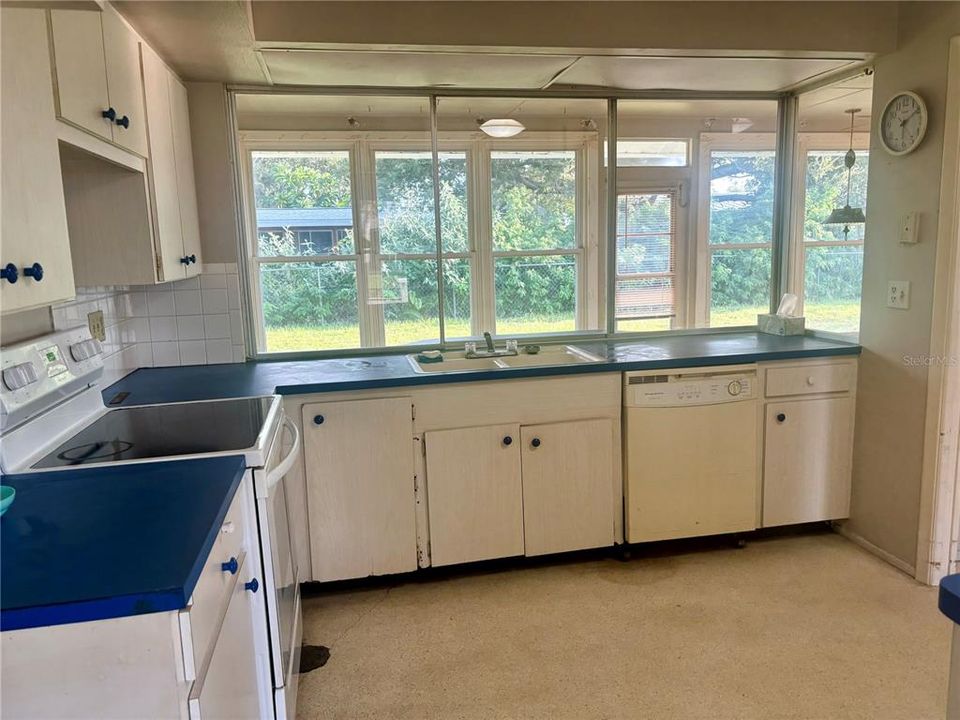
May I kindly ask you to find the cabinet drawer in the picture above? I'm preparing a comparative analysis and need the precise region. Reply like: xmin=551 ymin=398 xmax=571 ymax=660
xmin=181 ymin=485 xmax=246 ymax=677
xmin=764 ymin=362 xmax=854 ymax=398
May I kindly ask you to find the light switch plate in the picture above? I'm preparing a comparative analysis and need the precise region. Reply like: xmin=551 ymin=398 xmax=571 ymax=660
xmin=887 ymin=281 xmax=911 ymax=309
xmin=899 ymin=211 xmax=920 ymax=244
xmin=87 ymin=310 xmax=106 ymax=341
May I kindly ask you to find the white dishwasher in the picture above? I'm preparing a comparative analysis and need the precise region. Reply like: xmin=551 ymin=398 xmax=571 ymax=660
xmin=623 ymin=365 xmax=760 ymax=543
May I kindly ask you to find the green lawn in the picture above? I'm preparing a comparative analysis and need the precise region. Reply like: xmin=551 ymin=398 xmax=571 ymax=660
xmin=265 ymin=302 xmax=860 ymax=352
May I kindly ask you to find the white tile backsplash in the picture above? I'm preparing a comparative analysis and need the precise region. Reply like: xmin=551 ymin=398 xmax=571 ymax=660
xmin=50 ymin=265 xmax=246 ymax=374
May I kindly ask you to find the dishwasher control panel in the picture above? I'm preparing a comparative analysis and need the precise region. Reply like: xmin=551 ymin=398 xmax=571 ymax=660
xmin=624 ymin=371 xmax=757 ymax=407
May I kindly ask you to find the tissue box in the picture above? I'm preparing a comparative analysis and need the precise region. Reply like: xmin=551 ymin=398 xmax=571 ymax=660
xmin=757 ymin=314 xmax=805 ymax=336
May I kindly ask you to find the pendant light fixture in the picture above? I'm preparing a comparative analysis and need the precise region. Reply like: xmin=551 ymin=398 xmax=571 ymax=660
xmin=824 ymin=108 xmax=866 ymax=239
xmin=478 ymin=118 xmax=525 ymax=138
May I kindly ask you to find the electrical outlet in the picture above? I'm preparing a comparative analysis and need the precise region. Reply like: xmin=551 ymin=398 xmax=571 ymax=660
xmin=899 ymin=211 xmax=920 ymax=244
xmin=887 ymin=281 xmax=911 ymax=310
xmin=87 ymin=310 xmax=106 ymax=341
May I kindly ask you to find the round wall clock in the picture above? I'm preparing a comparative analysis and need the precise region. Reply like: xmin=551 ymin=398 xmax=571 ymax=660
xmin=879 ymin=91 xmax=928 ymax=156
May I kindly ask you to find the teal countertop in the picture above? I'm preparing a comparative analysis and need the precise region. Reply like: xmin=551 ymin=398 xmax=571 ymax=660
xmin=102 ymin=332 xmax=860 ymax=406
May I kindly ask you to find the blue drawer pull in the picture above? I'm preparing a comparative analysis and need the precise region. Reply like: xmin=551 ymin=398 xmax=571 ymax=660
xmin=187 ymin=254 xmax=197 ymax=264
xmin=1 ymin=264 xmax=18 ymax=284
xmin=221 ymin=557 xmax=238 ymax=574
xmin=101 ymin=107 xmax=116 ymax=121
xmin=115 ymin=115 xmax=130 ymax=129
xmin=313 ymin=415 xmax=324 ymax=425
xmin=23 ymin=263 xmax=43 ymax=282
xmin=180 ymin=256 xmax=190 ymax=265
xmin=244 ymin=578 xmax=259 ymax=593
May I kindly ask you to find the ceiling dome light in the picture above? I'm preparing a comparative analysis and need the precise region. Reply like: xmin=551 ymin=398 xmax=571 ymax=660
xmin=479 ymin=118 xmax=525 ymax=138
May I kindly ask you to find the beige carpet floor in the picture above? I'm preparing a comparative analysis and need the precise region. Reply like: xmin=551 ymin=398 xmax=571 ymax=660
xmin=296 ymin=531 xmax=951 ymax=720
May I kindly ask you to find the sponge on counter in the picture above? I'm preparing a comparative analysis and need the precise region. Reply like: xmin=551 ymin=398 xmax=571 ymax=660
xmin=416 ymin=350 xmax=444 ymax=363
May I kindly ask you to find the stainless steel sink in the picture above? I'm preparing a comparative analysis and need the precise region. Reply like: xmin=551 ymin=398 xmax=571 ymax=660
xmin=407 ymin=345 xmax=605 ymax=374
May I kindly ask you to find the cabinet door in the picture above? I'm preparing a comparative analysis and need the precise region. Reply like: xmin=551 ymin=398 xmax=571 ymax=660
xmin=302 ymin=398 xmax=417 ymax=582
xmin=49 ymin=10 xmax=112 ymax=140
xmin=101 ymin=8 xmax=148 ymax=156
xmin=763 ymin=397 xmax=855 ymax=526
xmin=520 ymin=419 xmax=615 ymax=556
xmin=140 ymin=43 xmax=184 ymax=282
xmin=425 ymin=424 xmax=524 ymax=566
xmin=188 ymin=559 xmax=262 ymax=720
xmin=1 ymin=8 xmax=75 ymax=313
xmin=170 ymin=76 xmax=202 ymax=275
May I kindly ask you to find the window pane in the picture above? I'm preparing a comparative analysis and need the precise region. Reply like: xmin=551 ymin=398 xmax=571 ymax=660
xmin=804 ymin=150 xmax=869 ymax=243
xmin=253 ymin=151 xmax=355 ymax=257
xmin=708 ymin=150 xmax=775 ymax=245
xmin=710 ymin=248 xmax=771 ymax=326
xmin=495 ymin=255 xmax=576 ymax=335
xmin=443 ymin=258 xmax=473 ymax=339
xmin=607 ymin=139 xmax=689 ymax=167
xmin=259 ymin=261 xmax=359 ymax=352
xmin=380 ymin=259 xmax=440 ymax=346
xmin=375 ymin=151 xmax=469 ymax=255
xmin=804 ymin=245 xmax=863 ymax=334
xmin=491 ymin=151 xmax=576 ymax=252
xmin=615 ymin=192 xmax=676 ymax=328
xmin=616 ymin=278 xmax=675 ymax=321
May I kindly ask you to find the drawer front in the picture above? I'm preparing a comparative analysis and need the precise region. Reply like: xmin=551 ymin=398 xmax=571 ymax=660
xmin=764 ymin=362 xmax=854 ymax=398
xmin=183 ymin=484 xmax=246 ymax=675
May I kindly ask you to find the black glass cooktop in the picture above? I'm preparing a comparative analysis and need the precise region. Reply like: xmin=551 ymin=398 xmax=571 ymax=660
xmin=33 ymin=397 xmax=274 ymax=468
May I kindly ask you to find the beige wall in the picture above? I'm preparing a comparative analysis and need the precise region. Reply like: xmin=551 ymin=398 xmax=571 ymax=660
xmin=847 ymin=3 xmax=960 ymax=567
xmin=187 ymin=82 xmax=241 ymax=264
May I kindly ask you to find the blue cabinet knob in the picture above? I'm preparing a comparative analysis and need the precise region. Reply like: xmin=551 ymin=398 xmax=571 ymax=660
xmin=23 ymin=263 xmax=43 ymax=282
xmin=102 ymin=107 xmax=117 ymax=121
xmin=221 ymin=557 xmax=238 ymax=574
xmin=244 ymin=578 xmax=259 ymax=593
xmin=531 ymin=437 xmax=541 ymax=448
xmin=1 ymin=264 xmax=18 ymax=284
xmin=180 ymin=256 xmax=190 ymax=265
xmin=115 ymin=115 xmax=130 ymax=129
xmin=187 ymin=254 xmax=197 ymax=264
xmin=313 ymin=414 xmax=324 ymax=425
xmin=502 ymin=436 xmax=512 ymax=446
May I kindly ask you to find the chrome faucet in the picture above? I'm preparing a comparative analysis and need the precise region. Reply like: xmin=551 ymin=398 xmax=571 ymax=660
xmin=465 ymin=331 xmax=518 ymax=358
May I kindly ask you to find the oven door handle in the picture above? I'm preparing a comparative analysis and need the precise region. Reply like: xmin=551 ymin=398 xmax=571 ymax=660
xmin=266 ymin=417 xmax=301 ymax=489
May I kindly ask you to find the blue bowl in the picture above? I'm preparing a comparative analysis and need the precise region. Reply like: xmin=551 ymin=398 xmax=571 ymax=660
xmin=0 ymin=485 xmax=15 ymax=516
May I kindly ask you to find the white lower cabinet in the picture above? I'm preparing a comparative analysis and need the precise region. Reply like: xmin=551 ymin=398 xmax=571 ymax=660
xmin=188 ymin=555 xmax=262 ymax=720
xmin=0 ymin=476 xmax=271 ymax=720
xmin=760 ymin=358 xmax=857 ymax=527
xmin=302 ymin=397 xmax=418 ymax=582
xmin=762 ymin=396 xmax=855 ymax=526
xmin=520 ymin=419 xmax=615 ymax=556
xmin=424 ymin=418 xmax=616 ymax=565
xmin=425 ymin=423 xmax=525 ymax=566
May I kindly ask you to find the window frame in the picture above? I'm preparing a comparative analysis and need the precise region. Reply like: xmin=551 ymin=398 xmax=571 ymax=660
xmin=695 ymin=131 xmax=778 ymax=328
xmin=788 ymin=131 xmax=870 ymax=336
xmin=238 ymin=129 xmax=599 ymax=354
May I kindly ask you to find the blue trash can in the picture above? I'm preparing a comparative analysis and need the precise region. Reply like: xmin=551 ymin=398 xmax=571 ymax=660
xmin=939 ymin=574 xmax=960 ymax=718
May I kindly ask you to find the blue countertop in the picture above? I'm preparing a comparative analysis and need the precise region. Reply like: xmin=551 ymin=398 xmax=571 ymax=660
xmin=102 ymin=332 xmax=860 ymax=406
xmin=0 ymin=456 xmax=246 ymax=631
xmin=940 ymin=574 xmax=960 ymax=625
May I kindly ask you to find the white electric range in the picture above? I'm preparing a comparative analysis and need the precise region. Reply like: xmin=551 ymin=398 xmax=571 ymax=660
xmin=0 ymin=326 xmax=302 ymax=720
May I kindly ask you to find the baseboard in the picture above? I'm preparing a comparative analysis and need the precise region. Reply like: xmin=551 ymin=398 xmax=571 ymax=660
xmin=832 ymin=523 xmax=918 ymax=580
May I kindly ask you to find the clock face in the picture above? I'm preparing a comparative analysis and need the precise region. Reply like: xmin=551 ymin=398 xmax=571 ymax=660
xmin=881 ymin=92 xmax=927 ymax=155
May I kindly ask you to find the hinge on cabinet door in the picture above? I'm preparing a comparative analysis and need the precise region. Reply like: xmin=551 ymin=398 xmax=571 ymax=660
xmin=155 ymin=253 xmax=163 ymax=280
xmin=411 ymin=404 xmax=416 ymax=421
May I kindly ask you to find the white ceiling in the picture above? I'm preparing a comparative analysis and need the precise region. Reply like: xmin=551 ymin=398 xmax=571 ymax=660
xmin=554 ymin=56 xmax=858 ymax=92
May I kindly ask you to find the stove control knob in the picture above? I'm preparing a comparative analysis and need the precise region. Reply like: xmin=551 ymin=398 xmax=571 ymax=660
xmin=70 ymin=338 xmax=103 ymax=362
xmin=727 ymin=380 xmax=742 ymax=396
xmin=2 ymin=362 xmax=39 ymax=391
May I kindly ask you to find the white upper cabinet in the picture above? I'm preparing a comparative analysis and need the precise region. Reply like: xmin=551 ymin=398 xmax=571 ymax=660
xmin=49 ymin=8 xmax=148 ymax=156
xmin=169 ymin=76 xmax=203 ymax=277
xmin=141 ymin=43 xmax=186 ymax=282
xmin=101 ymin=7 xmax=149 ymax=156
xmin=1 ymin=8 xmax=75 ymax=314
